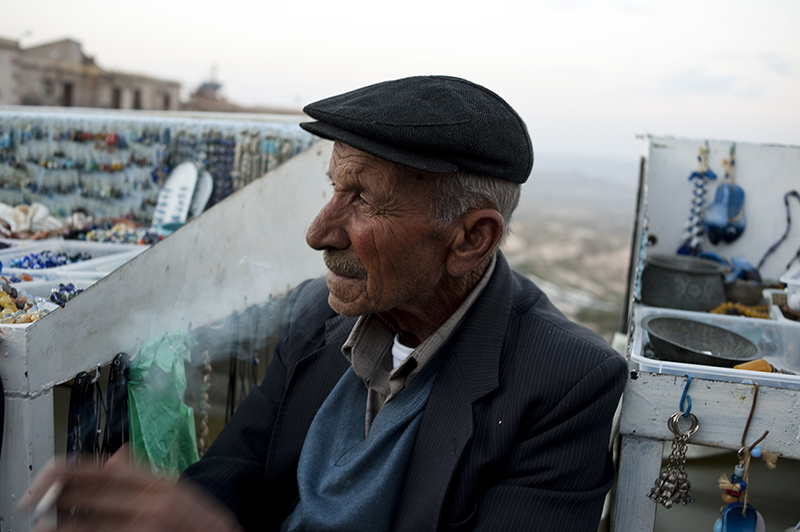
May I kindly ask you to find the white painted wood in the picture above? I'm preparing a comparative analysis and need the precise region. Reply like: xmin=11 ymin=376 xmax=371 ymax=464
xmin=613 ymin=436 xmax=662 ymax=532
xmin=620 ymin=372 xmax=800 ymax=459
xmin=643 ymin=136 xmax=800 ymax=281
xmin=616 ymin=137 xmax=800 ymax=532
xmin=613 ymin=371 xmax=800 ymax=531
xmin=1 ymin=392 xmax=54 ymax=532
xmin=0 ymin=140 xmax=333 ymax=530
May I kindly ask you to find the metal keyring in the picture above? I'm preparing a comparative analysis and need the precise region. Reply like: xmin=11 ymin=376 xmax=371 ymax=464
xmin=668 ymin=411 xmax=699 ymax=437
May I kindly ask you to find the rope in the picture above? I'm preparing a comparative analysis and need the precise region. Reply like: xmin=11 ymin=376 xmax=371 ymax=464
xmin=756 ymin=191 xmax=800 ymax=272
xmin=739 ymin=384 xmax=769 ymax=516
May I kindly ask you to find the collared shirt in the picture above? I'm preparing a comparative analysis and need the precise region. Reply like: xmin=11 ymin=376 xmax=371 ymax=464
xmin=342 ymin=254 xmax=497 ymax=435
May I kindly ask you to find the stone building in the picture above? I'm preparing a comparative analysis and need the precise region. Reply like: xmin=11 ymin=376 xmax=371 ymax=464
xmin=0 ymin=36 xmax=180 ymax=110
xmin=0 ymin=37 xmax=21 ymax=105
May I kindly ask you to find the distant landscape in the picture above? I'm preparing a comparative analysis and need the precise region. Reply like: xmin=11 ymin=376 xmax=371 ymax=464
xmin=501 ymin=161 xmax=640 ymax=342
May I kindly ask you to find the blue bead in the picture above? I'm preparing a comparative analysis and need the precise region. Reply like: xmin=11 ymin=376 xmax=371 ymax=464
xmin=751 ymin=445 xmax=762 ymax=458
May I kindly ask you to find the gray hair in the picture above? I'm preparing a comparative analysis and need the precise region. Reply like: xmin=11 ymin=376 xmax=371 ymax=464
xmin=429 ymin=171 xmax=521 ymax=244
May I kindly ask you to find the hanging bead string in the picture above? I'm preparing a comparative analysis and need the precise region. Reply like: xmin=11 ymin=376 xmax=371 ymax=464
xmin=198 ymin=348 xmax=212 ymax=458
xmin=66 ymin=369 xmax=105 ymax=465
xmin=679 ymin=143 xmax=717 ymax=255
xmin=722 ymin=144 xmax=745 ymax=224
xmin=101 ymin=353 xmax=130 ymax=460
xmin=208 ymin=134 xmax=235 ymax=207
xmin=1 ymin=113 xmax=315 ymax=224
xmin=756 ymin=190 xmax=800 ymax=273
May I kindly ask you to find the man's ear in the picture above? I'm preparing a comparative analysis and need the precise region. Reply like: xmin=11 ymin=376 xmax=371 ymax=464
xmin=446 ymin=209 xmax=504 ymax=278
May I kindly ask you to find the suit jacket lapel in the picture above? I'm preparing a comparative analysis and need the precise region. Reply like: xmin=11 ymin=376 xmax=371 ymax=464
xmin=393 ymin=254 xmax=515 ymax=531
xmin=263 ymin=313 xmax=354 ymax=523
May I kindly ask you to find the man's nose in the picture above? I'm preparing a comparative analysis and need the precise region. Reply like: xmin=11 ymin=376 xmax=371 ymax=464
xmin=306 ymin=199 xmax=349 ymax=251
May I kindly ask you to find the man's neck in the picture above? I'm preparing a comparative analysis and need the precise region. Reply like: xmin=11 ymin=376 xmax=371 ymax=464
xmin=376 ymin=260 xmax=490 ymax=348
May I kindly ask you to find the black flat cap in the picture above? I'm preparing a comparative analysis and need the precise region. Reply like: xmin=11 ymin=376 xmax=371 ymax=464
xmin=300 ymin=75 xmax=533 ymax=183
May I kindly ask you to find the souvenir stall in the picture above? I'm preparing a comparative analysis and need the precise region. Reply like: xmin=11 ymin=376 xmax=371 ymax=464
xmin=0 ymin=107 xmax=315 ymax=226
xmin=615 ymin=136 xmax=800 ymax=532
xmin=0 ymin=106 xmax=332 ymax=531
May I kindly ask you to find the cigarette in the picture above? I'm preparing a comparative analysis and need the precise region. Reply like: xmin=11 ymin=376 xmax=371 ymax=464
xmin=31 ymin=479 xmax=64 ymax=523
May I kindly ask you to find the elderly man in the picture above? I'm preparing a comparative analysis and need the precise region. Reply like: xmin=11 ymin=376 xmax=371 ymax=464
xmin=23 ymin=76 xmax=626 ymax=532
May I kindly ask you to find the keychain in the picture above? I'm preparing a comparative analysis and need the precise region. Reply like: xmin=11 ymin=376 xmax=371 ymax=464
xmin=647 ymin=411 xmax=698 ymax=508
xmin=713 ymin=384 xmax=776 ymax=532
xmin=648 ymin=375 xmax=698 ymax=508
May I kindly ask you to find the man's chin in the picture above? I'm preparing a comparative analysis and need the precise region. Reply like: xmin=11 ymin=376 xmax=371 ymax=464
xmin=325 ymin=274 xmax=368 ymax=316
xmin=327 ymin=293 xmax=367 ymax=317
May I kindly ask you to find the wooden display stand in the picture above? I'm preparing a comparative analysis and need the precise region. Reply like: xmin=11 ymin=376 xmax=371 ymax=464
xmin=613 ymin=136 xmax=800 ymax=531
xmin=0 ymin=139 xmax=333 ymax=531
xmin=614 ymin=373 xmax=800 ymax=531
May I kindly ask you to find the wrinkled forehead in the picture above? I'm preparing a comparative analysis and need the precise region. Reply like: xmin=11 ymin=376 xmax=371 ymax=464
xmin=330 ymin=141 xmax=436 ymax=184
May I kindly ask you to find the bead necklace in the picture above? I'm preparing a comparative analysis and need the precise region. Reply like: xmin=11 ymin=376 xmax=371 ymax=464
xmin=7 ymin=250 xmax=92 ymax=269
xmin=65 ymin=221 xmax=161 ymax=245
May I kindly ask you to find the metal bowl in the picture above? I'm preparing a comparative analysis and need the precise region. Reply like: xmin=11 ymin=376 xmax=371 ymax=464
xmin=640 ymin=254 xmax=727 ymax=311
xmin=642 ymin=316 xmax=759 ymax=368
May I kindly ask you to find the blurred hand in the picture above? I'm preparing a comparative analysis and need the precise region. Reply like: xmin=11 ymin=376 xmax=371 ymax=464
xmin=19 ymin=446 xmax=243 ymax=532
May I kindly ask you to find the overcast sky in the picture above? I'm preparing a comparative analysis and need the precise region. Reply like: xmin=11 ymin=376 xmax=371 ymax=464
xmin=3 ymin=0 xmax=799 ymax=178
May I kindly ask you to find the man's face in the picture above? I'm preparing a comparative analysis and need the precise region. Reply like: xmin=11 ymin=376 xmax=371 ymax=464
xmin=306 ymin=142 xmax=453 ymax=317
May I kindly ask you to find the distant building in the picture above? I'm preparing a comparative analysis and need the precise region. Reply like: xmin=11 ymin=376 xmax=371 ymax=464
xmin=0 ymin=37 xmax=21 ymax=105
xmin=0 ymin=36 xmax=180 ymax=110
xmin=181 ymin=79 xmax=300 ymax=115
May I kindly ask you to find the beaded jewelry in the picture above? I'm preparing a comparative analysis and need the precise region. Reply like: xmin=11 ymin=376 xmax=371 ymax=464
xmin=101 ymin=353 xmax=130 ymax=460
xmin=0 ymin=282 xmax=50 ymax=324
xmin=708 ymin=301 xmax=770 ymax=320
xmin=8 ymin=250 xmax=92 ymax=269
xmin=678 ymin=142 xmax=717 ymax=256
xmin=49 ymin=282 xmax=85 ymax=307
xmin=1 ymin=115 xmax=315 ymax=227
xmin=713 ymin=384 xmax=776 ymax=532
xmin=197 ymin=348 xmax=212 ymax=458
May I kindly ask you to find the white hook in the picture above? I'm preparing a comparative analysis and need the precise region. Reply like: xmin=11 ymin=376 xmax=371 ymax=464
xmin=91 ymin=363 xmax=101 ymax=383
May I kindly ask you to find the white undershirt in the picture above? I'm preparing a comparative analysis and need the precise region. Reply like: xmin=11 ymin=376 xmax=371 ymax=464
xmin=391 ymin=334 xmax=415 ymax=369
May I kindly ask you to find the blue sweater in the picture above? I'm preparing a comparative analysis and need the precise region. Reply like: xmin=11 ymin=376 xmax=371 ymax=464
xmin=281 ymin=359 xmax=441 ymax=532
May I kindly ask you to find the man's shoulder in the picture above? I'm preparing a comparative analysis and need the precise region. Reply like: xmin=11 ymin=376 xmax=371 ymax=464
xmin=281 ymin=277 xmax=339 ymax=338
xmin=288 ymin=276 xmax=332 ymax=311
xmin=280 ymin=277 xmax=358 ymax=348
xmin=505 ymin=268 xmax=625 ymax=369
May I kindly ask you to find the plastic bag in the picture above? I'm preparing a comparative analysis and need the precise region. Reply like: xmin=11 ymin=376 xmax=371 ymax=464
xmin=128 ymin=330 xmax=199 ymax=477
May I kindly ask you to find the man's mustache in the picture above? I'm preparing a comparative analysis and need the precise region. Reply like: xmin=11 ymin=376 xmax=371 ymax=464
xmin=323 ymin=251 xmax=367 ymax=279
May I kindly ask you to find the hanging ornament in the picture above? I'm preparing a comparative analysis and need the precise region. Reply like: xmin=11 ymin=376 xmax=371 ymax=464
xmin=712 ymin=384 xmax=777 ymax=532
xmin=197 ymin=348 xmax=212 ymax=458
xmin=706 ymin=144 xmax=747 ymax=245
xmin=647 ymin=375 xmax=698 ymax=508
xmin=678 ymin=142 xmax=717 ymax=255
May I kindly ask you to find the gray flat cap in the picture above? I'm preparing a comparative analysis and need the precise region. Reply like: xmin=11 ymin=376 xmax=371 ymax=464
xmin=300 ymin=76 xmax=533 ymax=183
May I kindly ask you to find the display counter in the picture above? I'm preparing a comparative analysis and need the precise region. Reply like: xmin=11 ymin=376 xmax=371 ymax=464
xmin=0 ymin=107 xmax=333 ymax=529
xmin=615 ymin=136 xmax=800 ymax=531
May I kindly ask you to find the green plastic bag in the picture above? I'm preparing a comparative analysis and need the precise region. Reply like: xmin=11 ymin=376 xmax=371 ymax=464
xmin=128 ymin=330 xmax=199 ymax=477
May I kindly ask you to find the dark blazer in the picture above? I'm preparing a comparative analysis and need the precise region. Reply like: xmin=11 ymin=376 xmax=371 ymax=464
xmin=184 ymin=253 xmax=628 ymax=532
